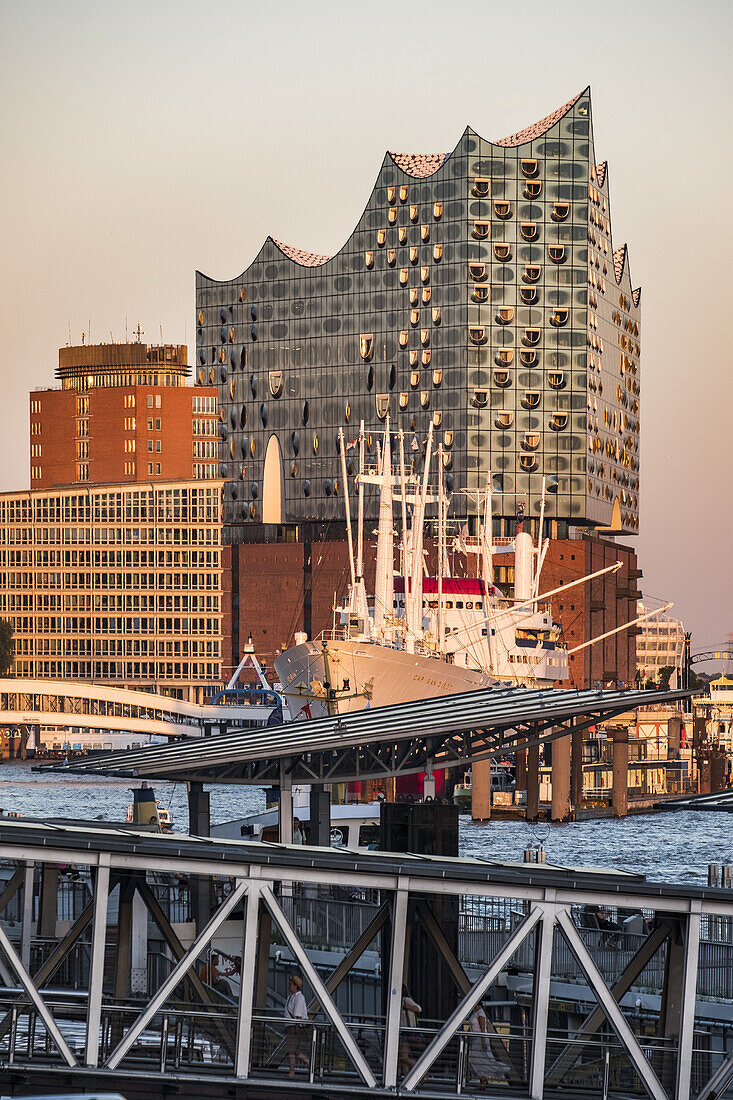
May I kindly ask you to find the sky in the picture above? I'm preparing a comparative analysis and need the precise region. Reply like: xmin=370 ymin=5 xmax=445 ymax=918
xmin=1 ymin=0 xmax=731 ymax=653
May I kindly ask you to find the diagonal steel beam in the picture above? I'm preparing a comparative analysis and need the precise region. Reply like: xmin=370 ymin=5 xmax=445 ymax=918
xmin=546 ymin=919 xmax=671 ymax=1085
xmin=384 ymin=888 xmax=409 ymax=1089
xmin=0 ymin=864 xmax=25 ymax=917
xmin=106 ymin=880 xmax=247 ymax=1070
xmin=308 ymin=901 xmax=391 ymax=1013
xmin=402 ymin=905 xmax=543 ymax=1092
xmin=0 ymin=917 xmax=76 ymax=1067
xmin=555 ymin=909 xmax=667 ymax=1100
xmin=261 ymin=883 xmax=377 ymax=1088
xmin=698 ymin=1046 xmax=733 ymax=1100
xmin=414 ymin=899 xmax=521 ymax=1084
xmin=84 ymin=858 xmax=110 ymax=1067
xmin=529 ymin=905 xmax=556 ymax=1099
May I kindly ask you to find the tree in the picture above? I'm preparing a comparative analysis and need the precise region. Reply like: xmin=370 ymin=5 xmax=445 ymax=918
xmin=658 ymin=665 xmax=675 ymax=691
xmin=0 ymin=620 xmax=15 ymax=676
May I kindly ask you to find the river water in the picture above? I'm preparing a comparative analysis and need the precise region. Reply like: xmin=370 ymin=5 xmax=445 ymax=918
xmin=0 ymin=761 xmax=730 ymax=886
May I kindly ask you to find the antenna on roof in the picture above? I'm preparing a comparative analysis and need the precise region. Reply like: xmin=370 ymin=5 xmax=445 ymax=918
xmin=67 ymin=322 xmax=71 ymax=347
xmin=134 ymin=322 xmax=144 ymax=343
xmin=125 ymin=316 xmax=128 ymax=342
xmin=160 ymin=324 xmax=163 ymax=343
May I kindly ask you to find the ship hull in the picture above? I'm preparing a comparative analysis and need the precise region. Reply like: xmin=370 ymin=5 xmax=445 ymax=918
xmin=275 ymin=640 xmax=496 ymax=719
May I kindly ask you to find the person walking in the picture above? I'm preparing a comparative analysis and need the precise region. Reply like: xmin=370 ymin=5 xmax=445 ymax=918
xmin=467 ymin=1002 xmax=507 ymax=1088
xmin=284 ymin=974 xmax=309 ymax=1077
xmin=399 ymin=985 xmax=422 ymax=1075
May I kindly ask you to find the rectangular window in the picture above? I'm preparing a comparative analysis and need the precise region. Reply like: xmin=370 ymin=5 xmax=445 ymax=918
xmin=155 ymin=395 xmax=161 ymax=409
xmin=155 ymin=440 xmax=161 ymax=453
xmin=155 ymin=418 xmax=161 ymax=430
xmin=147 ymin=417 xmax=153 ymax=430
xmin=156 ymin=463 xmax=161 ymax=474
xmin=148 ymin=463 xmax=153 ymax=475
xmin=147 ymin=396 xmax=153 ymax=408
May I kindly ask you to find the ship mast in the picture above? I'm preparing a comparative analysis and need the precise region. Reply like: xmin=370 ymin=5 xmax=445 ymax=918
xmin=373 ymin=417 xmax=394 ymax=640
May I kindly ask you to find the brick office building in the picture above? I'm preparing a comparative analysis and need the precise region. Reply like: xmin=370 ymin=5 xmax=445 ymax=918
xmin=30 ymin=342 xmax=218 ymax=489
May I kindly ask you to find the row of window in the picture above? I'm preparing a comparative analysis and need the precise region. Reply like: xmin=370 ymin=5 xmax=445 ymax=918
xmin=12 ymin=659 xmax=221 ymax=681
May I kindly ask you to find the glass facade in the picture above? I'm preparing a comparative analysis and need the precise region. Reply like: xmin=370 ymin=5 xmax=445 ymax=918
xmin=196 ymin=89 xmax=640 ymax=541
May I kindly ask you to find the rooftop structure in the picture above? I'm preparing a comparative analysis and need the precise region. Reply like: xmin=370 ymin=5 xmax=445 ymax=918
xmin=30 ymin=342 xmax=218 ymax=488
xmin=197 ymin=88 xmax=641 ymax=540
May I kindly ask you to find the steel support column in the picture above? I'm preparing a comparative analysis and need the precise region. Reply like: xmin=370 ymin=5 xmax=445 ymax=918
xmin=384 ymin=887 xmax=409 ymax=1089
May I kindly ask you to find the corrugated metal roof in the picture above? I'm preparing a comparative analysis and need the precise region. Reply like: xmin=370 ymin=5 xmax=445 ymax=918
xmin=42 ymin=685 xmax=691 ymax=785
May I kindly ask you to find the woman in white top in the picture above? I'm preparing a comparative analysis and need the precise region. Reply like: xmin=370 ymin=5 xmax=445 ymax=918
xmin=399 ymin=985 xmax=422 ymax=1075
xmin=284 ymin=974 xmax=309 ymax=1077
xmin=468 ymin=1002 xmax=507 ymax=1086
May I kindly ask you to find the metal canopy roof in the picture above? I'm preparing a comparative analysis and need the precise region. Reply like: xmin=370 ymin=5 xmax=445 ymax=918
xmin=43 ymin=684 xmax=691 ymax=786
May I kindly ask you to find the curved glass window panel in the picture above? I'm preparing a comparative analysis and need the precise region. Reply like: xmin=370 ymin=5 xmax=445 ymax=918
xmin=443 ymin=430 xmax=454 ymax=448
xmin=398 ymin=226 xmax=408 ymax=244
xmin=433 ymin=410 xmax=443 ymax=427
xmin=522 ymin=432 xmax=541 ymax=450
xmin=432 ymin=307 xmax=441 ymax=325
xmin=422 ymin=287 xmax=432 ymax=304
xmin=521 ymin=158 xmax=539 ymax=178
xmin=399 ymin=391 xmax=409 ymax=408
xmin=519 ymin=454 xmax=537 ymax=471
xmin=399 ymin=185 xmax=409 ymax=202
xmin=376 ymin=393 xmax=390 ymax=419
xmin=387 ymin=186 xmax=396 ymax=204
xmin=493 ymin=370 xmax=512 ymax=387
xmin=365 ymin=250 xmax=374 ymax=268
xmin=494 ymin=200 xmax=512 ymax=219
xmin=313 ymin=435 xmax=319 ymax=455
xmin=469 ymin=262 xmax=487 ymax=282
xmin=420 ymin=390 xmax=430 ymax=408
xmin=496 ymin=307 xmax=514 ymax=325
xmin=420 ymin=329 xmax=430 ymax=346
xmin=550 ymin=308 xmax=569 ymax=327
xmin=521 ymin=390 xmax=541 ymax=409
xmin=410 ymin=246 xmax=419 ymax=264
xmin=421 ymin=349 xmax=431 ymax=365
xmin=496 ymin=348 xmax=514 ymax=365
xmin=409 ymin=369 xmax=420 ymax=389
xmin=469 ymin=326 xmax=487 ymax=345
xmin=345 ymin=401 xmax=351 ymax=422
xmin=409 ymin=287 xmax=419 ymax=306
xmin=433 ymin=368 xmax=442 ymax=386
xmin=433 ymin=244 xmax=444 ymax=261
xmin=421 ymin=224 xmax=430 ymax=242
xmin=377 ymin=228 xmax=387 ymax=246
xmin=495 ymin=411 xmax=514 ymax=428
xmin=520 ymin=286 xmax=537 ymax=304
xmin=409 ymin=204 xmax=418 ymax=222
xmin=388 ymin=208 xmax=398 ymax=225
xmin=387 ymin=249 xmax=396 ymax=266
xmin=472 ymin=177 xmax=491 ymax=197
xmin=269 ymin=370 xmax=283 ymax=396
xmin=411 ymin=309 xmax=420 ymax=326
xmin=548 ymin=245 xmax=567 ymax=264
xmin=433 ymin=201 xmax=443 ymax=219
xmin=551 ymin=202 xmax=570 ymax=221
xmin=523 ymin=328 xmax=541 ymax=346
xmin=409 ymin=350 xmax=418 ymax=366
xmin=472 ymin=389 xmax=489 ymax=407
xmin=519 ymin=349 xmax=538 ymax=366
xmin=360 ymin=333 xmax=374 ymax=360
xmin=524 ymin=180 xmax=542 ymax=199
xmin=494 ymin=243 xmax=512 ymax=261
xmin=399 ymin=269 xmax=409 ymax=285
xmin=472 ymin=285 xmax=489 ymax=303
xmin=523 ymin=265 xmax=541 ymax=283
xmin=421 ymin=266 xmax=430 ymax=284
xmin=520 ymin=222 xmax=538 ymax=242
xmin=472 ymin=221 xmax=490 ymax=240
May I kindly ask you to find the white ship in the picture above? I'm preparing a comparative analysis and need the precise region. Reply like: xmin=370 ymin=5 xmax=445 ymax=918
xmin=274 ymin=419 xmax=620 ymax=719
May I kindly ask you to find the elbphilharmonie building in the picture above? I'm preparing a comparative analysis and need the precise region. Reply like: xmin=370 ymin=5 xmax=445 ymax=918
xmin=196 ymin=88 xmax=640 ymax=542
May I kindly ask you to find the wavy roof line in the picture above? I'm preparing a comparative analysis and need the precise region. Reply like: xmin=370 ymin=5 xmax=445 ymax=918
xmin=272 ymin=238 xmax=331 ymax=268
xmin=387 ymin=151 xmax=448 ymax=178
xmin=613 ymin=244 xmax=628 ymax=282
xmin=495 ymin=90 xmax=584 ymax=147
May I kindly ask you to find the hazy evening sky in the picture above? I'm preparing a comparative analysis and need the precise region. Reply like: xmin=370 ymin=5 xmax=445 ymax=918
xmin=1 ymin=0 xmax=731 ymax=651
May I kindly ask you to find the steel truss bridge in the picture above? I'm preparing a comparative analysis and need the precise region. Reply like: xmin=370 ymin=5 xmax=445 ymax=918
xmin=0 ymin=678 xmax=279 ymax=739
xmin=0 ymin=819 xmax=730 ymax=1100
